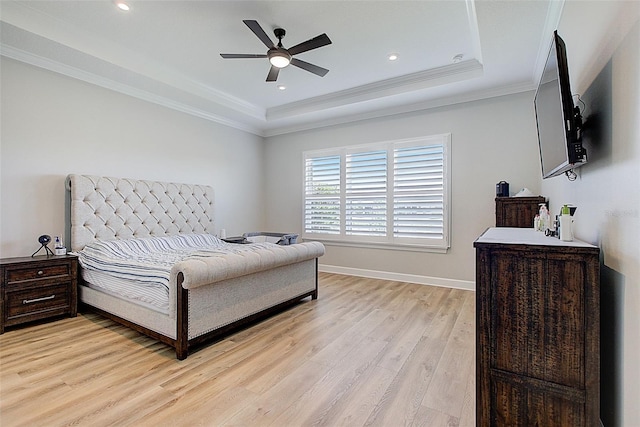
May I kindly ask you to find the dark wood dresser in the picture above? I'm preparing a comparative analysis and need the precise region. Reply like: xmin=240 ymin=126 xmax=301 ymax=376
xmin=1 ymin=255 xmax=78 ymax=333
xmin=495 ymin=196 xmax=546 ymax=227
xmin=474 ymin=228 xmax=600 ymax=426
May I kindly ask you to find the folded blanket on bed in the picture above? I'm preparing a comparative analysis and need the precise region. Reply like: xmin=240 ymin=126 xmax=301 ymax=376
xmin=78 ymin=233 xmax=325 ymax=292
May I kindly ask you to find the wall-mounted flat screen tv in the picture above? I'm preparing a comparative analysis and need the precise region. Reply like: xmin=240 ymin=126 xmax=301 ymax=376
xmin=534 ymin=31 xmax=586 ymax=179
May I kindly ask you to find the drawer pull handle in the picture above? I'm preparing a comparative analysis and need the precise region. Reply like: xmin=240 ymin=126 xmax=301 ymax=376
xmin=37 ymin=270 xmax=44 ymax=275
xmin=23 ymin=295 xmax=55 ymax=304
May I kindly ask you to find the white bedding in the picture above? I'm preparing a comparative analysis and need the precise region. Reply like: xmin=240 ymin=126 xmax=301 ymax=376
xmin=82 ymin=268 xmax=170 ymax=313
xmin=77 ymin=233 xmax=312 ymax=312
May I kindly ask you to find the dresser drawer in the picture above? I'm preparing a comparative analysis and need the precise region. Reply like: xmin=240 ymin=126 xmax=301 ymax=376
xmin=5 ymin=283 xmax=71 ymax=320
xmin=5 ymin=263 xmax=72 ymax=284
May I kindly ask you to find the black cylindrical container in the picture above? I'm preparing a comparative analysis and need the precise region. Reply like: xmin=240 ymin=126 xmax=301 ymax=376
xmin=496 ymin=181 xmax=509 ymax=197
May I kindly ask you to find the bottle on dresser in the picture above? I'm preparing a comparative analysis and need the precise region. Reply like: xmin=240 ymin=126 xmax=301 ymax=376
xmin=536 ymin=203 xmax=550 ymax=232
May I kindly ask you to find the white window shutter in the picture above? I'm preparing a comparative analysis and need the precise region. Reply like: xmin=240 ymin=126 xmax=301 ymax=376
xmin=393 ymin=144 xmax=445 ymax=240
xmin=345 ymin=150 xmax=387 ymax=236
xmin=304 ymin=154 xmax=341 ymax=234
xmin=303 ymin=134 xmax=450 ymax=251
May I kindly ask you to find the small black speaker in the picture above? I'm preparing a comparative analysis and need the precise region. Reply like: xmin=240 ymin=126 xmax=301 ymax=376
xmin=496 ymin=181 xmax=509 ymax=197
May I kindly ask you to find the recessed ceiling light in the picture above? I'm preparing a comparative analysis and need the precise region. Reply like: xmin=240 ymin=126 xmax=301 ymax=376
xmin=388 ymin=53 xmax=399 ymax=61
xmin=277 ymin=85 xmax=286 ymax=91
xmin=115 ymin=1 xmax=130 ymax=11
xmin=452 ymin=54 xmax=464 ymax=63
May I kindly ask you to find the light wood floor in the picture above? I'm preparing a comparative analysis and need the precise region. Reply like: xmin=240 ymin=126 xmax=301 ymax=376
xmin=0 ymin=273 xmax=476 ymax=427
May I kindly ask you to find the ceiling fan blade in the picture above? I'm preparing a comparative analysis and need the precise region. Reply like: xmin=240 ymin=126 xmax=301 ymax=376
xmin=243 ymin=20 xmax=275 ymax=49
xmin=288 ymin=33 xmax=332 ymax=56
xmin=290 ymin=58 xmax=329 ymax=77
xmin=220 ymin=53 xmax=267 ymax=59
xmin=266 ymin=66 xmax=280 ymax=82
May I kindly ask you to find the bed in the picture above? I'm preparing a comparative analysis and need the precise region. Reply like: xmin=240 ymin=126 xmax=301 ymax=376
xmin=66 ymin=174 xmax=324 ymax=360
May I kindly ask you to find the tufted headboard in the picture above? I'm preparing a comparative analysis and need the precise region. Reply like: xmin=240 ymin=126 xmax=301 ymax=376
xmin=66 ymin=174 xmax=215 ymax=252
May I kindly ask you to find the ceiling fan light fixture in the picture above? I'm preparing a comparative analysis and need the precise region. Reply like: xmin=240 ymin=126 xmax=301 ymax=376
xmin=268 ymin=49 xmax=291 ymax=68
xmin=115 ymin=1 xmax=130 ymax=11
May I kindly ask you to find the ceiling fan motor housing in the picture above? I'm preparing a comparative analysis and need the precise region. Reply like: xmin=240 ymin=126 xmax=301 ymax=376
xmin=274 ymin=28 xmax=286 ymax=44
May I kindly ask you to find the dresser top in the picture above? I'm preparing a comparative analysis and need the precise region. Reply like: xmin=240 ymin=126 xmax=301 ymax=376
xmin=475 ymin=227 xmax=598 ymax=249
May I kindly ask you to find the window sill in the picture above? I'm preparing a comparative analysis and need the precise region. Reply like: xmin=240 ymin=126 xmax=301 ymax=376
xmin=301 ymin=237 xmax=449 ymax=254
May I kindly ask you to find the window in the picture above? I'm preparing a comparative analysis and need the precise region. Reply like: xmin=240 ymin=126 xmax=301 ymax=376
xmin=303 ymin=134 xmax=451 ymax=251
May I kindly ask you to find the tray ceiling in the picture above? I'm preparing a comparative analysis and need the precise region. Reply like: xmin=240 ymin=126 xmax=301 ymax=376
xmin=0 ymin=1 xmax=560 ymax=136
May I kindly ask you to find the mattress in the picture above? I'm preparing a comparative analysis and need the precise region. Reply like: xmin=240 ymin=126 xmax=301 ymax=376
xmin=82 ymin=268 xmax=170 ymax=314
xmin=76 ymin=233 xmax=309 ymax=312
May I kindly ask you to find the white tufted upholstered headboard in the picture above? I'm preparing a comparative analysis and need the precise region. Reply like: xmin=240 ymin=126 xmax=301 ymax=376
xmin=66 ymin=174 xmax=215 ymax=252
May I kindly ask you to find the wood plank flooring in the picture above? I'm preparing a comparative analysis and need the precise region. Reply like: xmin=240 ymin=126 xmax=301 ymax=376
xmin=0 ymin=273 xmax=475 ymax=426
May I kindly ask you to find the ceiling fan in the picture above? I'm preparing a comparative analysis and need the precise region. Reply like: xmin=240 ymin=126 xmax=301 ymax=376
xmin=220 ymin=20 xmax=332 ymax=82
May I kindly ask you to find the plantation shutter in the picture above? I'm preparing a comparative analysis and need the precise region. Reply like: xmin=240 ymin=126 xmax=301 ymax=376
xmin=303 ymin=134 xmax=450 ymax=251
xmin=393 ymin=144 xmax=445 ymax=240
xmin=304 ymin=154 xmax=341 ymax=234
xmin=345 ymin=150 xmax=387 ymax=236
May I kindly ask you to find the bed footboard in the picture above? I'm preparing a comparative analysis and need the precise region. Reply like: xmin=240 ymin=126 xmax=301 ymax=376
xmin=175 ymin=258 xmax=318 ymax=360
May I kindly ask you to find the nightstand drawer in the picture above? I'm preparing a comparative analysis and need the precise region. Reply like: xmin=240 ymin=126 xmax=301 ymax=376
xmin=1 ymin=255 xmax=78 ymax=333
xmin=5 ymin=283 xmax=71 ymax=320
xmin=5 ymin=263 xmax=72 ymax=283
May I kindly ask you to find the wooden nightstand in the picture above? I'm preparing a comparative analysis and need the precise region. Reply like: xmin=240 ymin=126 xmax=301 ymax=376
xmin=1 ymin=255 xmax=78 ymax=333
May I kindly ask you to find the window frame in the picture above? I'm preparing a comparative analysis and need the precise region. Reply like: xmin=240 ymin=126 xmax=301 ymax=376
xmin=302 ymin=134 xmax=451 ymax=253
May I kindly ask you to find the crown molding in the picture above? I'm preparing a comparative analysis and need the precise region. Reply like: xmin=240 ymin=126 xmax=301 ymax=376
xmin=1 ymin=1 xmax=549 ymax=142
xmin=465 ymin=0 xmax=483 ymax=65
xmin=0 ymin=10 xmax=266 ymax=122
xmin=266 ymin=59 xmax=483 ymax=121
xmin=263 ymin=81 xmax=534 ymax=137
xmin=2 ymin=37 xmax=533 ymax=140
xmin=1 ymin=43 xmax=265 ymax=136
xmin=532 ymin=0 xmax=565 ymax=86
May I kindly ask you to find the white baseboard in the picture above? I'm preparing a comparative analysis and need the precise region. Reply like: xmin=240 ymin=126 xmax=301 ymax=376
xmin=318 ymin=264 xmax=475 ymax=292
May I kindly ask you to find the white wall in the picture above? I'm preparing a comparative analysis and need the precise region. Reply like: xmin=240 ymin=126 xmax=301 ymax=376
xmin=263 ymin=92 xmax=542 ymax=284
xmin=0 ymin=58 xmax=266 ymax=258
xmin=546 ymin=3 xmax=640 ymax=425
